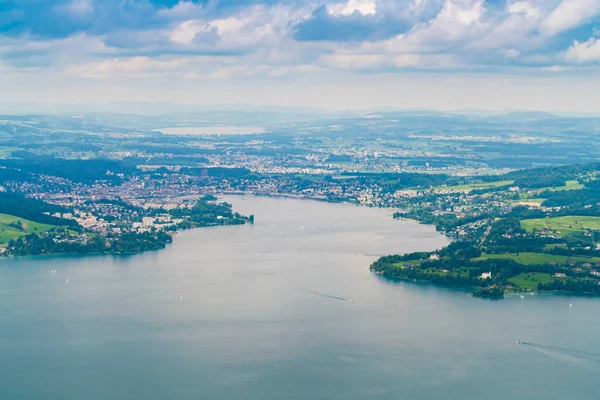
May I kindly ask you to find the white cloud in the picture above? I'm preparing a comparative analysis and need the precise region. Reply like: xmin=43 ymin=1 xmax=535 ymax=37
xmin=327 ymin=0 xmax=377 ymax=16
xmin=168 ymin=5 xmax=306 ymax=49
xmin=565 ymin=37 xmax=600 ymax=63
xmin=318 ymin=52 xmax=461 ymax=70
xmin=66 ymin=0 xmax=93 ymax=18
xmin=158 ymin=1 xmax=204 ymax=19
xmin=169 ymin=20 xmax=212 ymax=45
xmin=502 ymin=48 xmax=520 ymax=59
xmin=508 ymin=2 xmax=540 ymax=18
xmin=319 ymin=53 xmax=391 ymax=69
xmin=542 ymin=65 xmax=566 ymax=72
xmin=540 ymin=0 xmax=600 ymax=36
xmin=65 ymin=56 xmax=190 ymax=77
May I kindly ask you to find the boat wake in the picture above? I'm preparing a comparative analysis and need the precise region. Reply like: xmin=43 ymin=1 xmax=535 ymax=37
xmin=301 ymin=287 xmax=354 ymax=302
xmin=518 ymin=341 xmax=600 ymax=358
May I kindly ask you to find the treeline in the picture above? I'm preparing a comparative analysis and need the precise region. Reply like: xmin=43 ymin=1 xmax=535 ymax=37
xmin=371 ymin=239 xmax=600 ymax=296
xmin=339 ymin=172 xmax=449 ymax=191
xmin=0 ymin=192 xmax=78 ymax=227
xmin=540 ymin=179 xmax=600 ymax=208
xmin=168 ymin=197 xmax=253 ymax=228
xmin=0 ymin=151 xmax=137 ymax=184
xmin=7 ymin=230 xmax=172 ymax=256
xmin=538 ymin=278 xmax=600 ymax=294
xmin=498 ymin=162 xmax=600 ymax=189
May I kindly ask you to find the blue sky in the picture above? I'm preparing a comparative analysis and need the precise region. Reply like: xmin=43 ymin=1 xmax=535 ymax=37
xmin=1 ymin=0 xmax=599 ymax=111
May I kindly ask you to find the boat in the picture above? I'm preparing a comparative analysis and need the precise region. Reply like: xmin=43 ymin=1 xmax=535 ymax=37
xmin=516 ymin=340 xmax=522 ymax=344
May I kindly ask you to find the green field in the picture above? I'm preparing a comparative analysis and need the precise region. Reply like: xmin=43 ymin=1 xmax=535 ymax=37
xmin=548 ymin=180 xmax=585 ymax=191
xmin=474 ymin=252 xmax=569 ymax=265
xmin=0 ymin=214 xmax=56 ymax=246
xmin=433 ymin=180 xmax=514 ymax=192
xmin=393 ymin=260 xmax=422 ymax=268
xmin=509 ymin=272 xmax=555 ymax=290
xmin=521 ymin=216 xmax=600 ymax=236
xmin=474 ymin=252 xmax=600 ymax=265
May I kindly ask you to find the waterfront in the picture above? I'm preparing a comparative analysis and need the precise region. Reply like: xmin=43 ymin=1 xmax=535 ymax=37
xmin=1 ymin=196 xmax=599 ymax=399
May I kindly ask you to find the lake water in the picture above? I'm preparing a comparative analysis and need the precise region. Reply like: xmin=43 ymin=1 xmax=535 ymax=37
xmin=1 ymin=196 xmax=599 ymax=399
xmin=157 ymin=126 xmax=265 ymax=135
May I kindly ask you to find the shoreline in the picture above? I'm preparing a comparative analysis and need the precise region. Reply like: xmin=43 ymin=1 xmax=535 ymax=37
xmin=375 ymin=271 xmax=600 ymax=299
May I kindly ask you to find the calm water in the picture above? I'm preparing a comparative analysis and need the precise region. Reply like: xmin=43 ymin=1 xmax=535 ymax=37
xmin=156 ymin=126 xmax=265 ymax=135
xmin=1 ymin=196 xmax=599 ymax=399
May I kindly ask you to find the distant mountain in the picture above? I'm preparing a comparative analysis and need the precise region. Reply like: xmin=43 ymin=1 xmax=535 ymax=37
xmin=0 ymin=101 xmax=348 ymax=117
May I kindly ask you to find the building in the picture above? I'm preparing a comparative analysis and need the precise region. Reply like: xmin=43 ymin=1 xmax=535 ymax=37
xmin=142 ymin=217 xmax=154 ymax=227
xmin=481 ymin=271 xmax=492 ymax=279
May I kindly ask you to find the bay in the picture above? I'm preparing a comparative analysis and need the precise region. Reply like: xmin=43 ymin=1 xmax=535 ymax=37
xmin=0 ymin=196 xmax=599 ymax=399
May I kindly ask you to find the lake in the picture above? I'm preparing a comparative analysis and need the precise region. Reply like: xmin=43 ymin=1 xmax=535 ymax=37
xmin=1 ymin=196 xmax=599 ymax=399
xmin=156 ymin=126 xmax=265 ymax=135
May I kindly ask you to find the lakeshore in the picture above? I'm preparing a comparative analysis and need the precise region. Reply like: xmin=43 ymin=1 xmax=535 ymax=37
xmin=2 ymin=195 xmax=598 ymax=400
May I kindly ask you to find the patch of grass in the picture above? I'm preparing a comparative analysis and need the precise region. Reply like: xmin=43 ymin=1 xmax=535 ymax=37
xmin=521 ymin=216 xmax=600 ymax=236
xmin=569 ymin=255 xmax=600 ymax=264
xmin=544 ymin=243 xmax=567 ymax=249
xmin=474 ymin=252 xmax=600 ymax=266
xmin=509 ymin=272 xmax=555 ymax=290
xmin=392 ymin=260 xmax=422 ymax=268
xmin=0 ymin=214 xmax=57 ymax=247
xmin=548 ymin=180 xmax=585 ymax=191
xmin=513 ymin=197 xmax=545 ymax=203
xmin=473 ymin=252 xmax=569 ymax=265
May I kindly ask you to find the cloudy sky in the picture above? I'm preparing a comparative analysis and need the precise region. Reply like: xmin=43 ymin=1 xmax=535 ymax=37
xmin=1 ymin=0 xmax=599 ymax=111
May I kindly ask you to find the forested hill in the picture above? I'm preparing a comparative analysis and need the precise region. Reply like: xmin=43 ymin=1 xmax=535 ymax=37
xmin=0 ymin=151 xmax=137 ymax=185
xmin=0 ymin=192 xmax=78 ymax=227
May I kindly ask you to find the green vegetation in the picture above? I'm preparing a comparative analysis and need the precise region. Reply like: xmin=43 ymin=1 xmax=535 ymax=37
xmin=521 ymin=216 xmax=600 ymax=237
xmin=168 ymin=197 xmax=254 ymax=228
xmin=547 ymin=180 xmax=585 ymax=191
xmin=1 ymin=151 xmax=136 ymax=184
xmin=508 ymin=273 xmax=555 ymax=290
xmin=472 ymin=286 xmax=504 ymax=299
xmin=474 ymin=252 xmax=569 ymax=265
xmin=374 ymin=164 xmax=600 ymax=298
xmin=2 ymin=197 xmax=253 ymax=257
xmin=7 ymin=230 xmax=173 ymax=256
xmin=0 ymin=192 xmax=77 ymax=227
xmin=0 ymin=214 xmax=57 ymax=246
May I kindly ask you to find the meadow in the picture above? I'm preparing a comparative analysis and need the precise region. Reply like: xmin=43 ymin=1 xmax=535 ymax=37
xmin=0 ymin=214 xmax=56 ymax=246
xmin=521 ymin=216 xmax=600 ymax=236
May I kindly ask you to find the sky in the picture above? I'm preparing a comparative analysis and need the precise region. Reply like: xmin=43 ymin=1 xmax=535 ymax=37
xmin=1 ymin=0 xmax=599 ymax=112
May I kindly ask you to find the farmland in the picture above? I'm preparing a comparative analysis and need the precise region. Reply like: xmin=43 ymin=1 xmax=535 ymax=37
xmin=521 ymin=216 xmax=600 ymax=236
xmin=0 ymin=214 xmax=56 ymax=246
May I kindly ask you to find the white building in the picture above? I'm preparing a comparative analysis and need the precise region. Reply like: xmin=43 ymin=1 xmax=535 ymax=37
xmin=481 ymin=271 xmax=492 ymax=279
xmin=142 ymin=217 xmax=154 ymax=227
